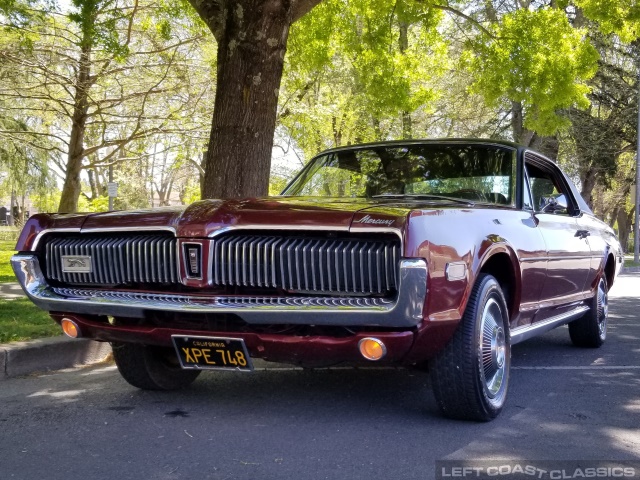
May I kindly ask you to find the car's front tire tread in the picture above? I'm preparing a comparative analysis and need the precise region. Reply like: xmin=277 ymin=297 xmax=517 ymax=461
xmin=112 ymin=342 xmax=200 ymax=391
xmin=569 ymin=276 xmax=608 ymax=348
xmin=430 ymin=274 xmax=510 ymax=421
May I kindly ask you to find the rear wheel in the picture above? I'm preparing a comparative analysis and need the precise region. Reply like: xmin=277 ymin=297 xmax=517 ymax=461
xmin=569 ymin=276 xmax=608 ymax=348
xmin=112 ymin=342 xmax=201 ymax=391
xmin=430 ymin=274 xmax=510 ymax=421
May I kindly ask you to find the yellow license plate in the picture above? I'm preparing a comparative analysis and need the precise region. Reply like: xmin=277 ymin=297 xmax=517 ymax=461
xmin=172 ymin=335 xmax=253 ymax=371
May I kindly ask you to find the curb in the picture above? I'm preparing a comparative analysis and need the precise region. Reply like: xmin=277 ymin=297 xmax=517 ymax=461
xmin=0 ymin=336 xmax=112 ymax=380
xmin=621 ymin=266 xmax=640 ymax=274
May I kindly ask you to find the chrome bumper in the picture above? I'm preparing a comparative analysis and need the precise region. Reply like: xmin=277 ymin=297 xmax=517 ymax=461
xmin=11 ymin=255 xmax=427 ymax=328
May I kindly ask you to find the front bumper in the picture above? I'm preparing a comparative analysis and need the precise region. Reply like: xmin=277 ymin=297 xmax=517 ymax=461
xmin=12 ymin=255 xmax=427 ymax=328
xmin=50 ymin=313 xmax=417 ymax=365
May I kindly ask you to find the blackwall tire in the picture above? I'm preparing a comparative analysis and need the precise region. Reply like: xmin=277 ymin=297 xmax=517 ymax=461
xmin=112 ymin=342 xmax=201 ymax=391
xmin=430 ymin=274 xmax=511 ymax=421
xmin=569 ymin=276 xmax=608 ymax=348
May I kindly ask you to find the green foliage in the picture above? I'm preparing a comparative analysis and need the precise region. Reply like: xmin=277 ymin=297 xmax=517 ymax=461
xmin=30 ymin=189 xmax=61 ymax=213
xmin=68 ymin=0 xmax=129 ymax=58
xmin=268 ymin=176 xmax=289 ymax=196
xmin=576 ymin=0 xmax=640 ymax=42
xmin=0 ymin=297 xmax=61 ymax=343
xmin=76 ymin=195 xmax=108 ymax=212
xmin=0 ymin=0 xmax=45 ymax=27
xmin=0 ymin=110 xmax=55 ymax=220
xmin=181 ymin=180 xmax=201 ymax=204
xmin=282 ymin=0 xmax=447 ymax=158
xmin=467 ymin=8 xmax=599 ymax=136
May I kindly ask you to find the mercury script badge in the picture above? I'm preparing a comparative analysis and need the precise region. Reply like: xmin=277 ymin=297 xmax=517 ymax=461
xmin=61 ymin=255 xmax=92 ymax=273
xmin=353 ymin=215 xmax=395 ymax=226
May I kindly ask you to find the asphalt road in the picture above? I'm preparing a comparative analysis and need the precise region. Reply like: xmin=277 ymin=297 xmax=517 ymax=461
xmin=1 ymin=275 xmax=639 ymax=480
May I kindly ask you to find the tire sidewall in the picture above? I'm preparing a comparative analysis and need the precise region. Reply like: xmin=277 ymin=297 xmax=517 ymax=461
xmin=470 ymin=276 xmax=511 ymax=418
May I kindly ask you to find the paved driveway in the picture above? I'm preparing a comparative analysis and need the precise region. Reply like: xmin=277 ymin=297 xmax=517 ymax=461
xmin=0 ymin=275 xmax=639 ymax=480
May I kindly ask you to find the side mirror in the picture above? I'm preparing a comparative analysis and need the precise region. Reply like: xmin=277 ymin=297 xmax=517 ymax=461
xmin=540 ymin=194 xmax=568 ymax=214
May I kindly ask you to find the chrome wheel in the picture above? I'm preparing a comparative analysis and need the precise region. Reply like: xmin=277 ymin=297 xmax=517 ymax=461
xmin=597 ymin=278 xmax=608 ymax=340
xmin=479 ymin=298 xmax=507 ymax=401
xmin=430 ymin=274 xmax=510 ymax=421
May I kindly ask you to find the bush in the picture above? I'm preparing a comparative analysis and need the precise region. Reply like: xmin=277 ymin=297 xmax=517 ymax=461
xmin=0 ymin=227 xmax=19 ymax=242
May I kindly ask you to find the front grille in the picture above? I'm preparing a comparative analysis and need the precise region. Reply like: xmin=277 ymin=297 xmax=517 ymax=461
xmin=212 ymin=234 xmax=400 ymax=294
xmin=44 ymin=234 xmax=178 ymax=285
xmin=41 ymin=231 xmax=401 ymax=296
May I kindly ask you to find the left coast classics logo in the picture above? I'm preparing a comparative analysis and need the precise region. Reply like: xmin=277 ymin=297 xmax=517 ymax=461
xmin=61 ymin=255 xmax=92 ymax=273
xmin=353 ymin=215 xmax=395 ymax=226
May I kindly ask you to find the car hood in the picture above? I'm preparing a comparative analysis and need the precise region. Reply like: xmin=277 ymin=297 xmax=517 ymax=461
xmin=73 ymin=197 xmax=429 ymax=237
xmin=175 ymin=197 xmax=414 ymax=237
xmin=21 ymin=196 xmax=480 ymax=250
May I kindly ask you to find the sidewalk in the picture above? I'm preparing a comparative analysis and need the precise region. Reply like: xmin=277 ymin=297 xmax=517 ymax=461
xmin=0 ymin=282 xmax=26 ymax=299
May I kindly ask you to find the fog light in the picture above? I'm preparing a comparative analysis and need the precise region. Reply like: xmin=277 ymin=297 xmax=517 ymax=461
xmin=61 ymin=318 xmax=80 ymax=338
xmin=358 ymin=337 xmax=386 ymax=361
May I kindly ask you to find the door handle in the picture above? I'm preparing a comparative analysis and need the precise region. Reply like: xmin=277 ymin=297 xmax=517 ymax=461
xmin=575 ymin=230 xmax=590 ymax=239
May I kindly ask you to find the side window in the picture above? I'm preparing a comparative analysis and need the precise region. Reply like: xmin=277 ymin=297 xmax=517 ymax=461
xmin=525 ymin=159 xmax=571 ymax=215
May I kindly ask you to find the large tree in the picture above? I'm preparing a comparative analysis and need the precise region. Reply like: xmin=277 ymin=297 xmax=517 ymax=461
xmin=0 ymin=0 xmax=212 ymax=212
xmin=186 ymin=0 xmax=321 ymax=199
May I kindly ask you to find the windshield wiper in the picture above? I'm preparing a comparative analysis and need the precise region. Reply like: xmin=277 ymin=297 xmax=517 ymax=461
xmin=371 ymin=193 xmax=475 ymax=206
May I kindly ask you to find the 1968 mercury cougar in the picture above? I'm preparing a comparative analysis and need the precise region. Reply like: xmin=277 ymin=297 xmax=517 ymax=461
xmin=11 ymin=139 xmax=623 ymax=421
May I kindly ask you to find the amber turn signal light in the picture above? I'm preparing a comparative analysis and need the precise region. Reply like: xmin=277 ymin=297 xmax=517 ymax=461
xmin=61 ymin=318 xmax=80 ymax=338
xmin=358 ymin=337 xmax=387 ymax=361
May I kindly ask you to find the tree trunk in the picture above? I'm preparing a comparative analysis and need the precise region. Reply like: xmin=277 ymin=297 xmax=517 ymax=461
xmin=617 ymin=207 xmax=633 ymax=252
xmin=579 ymin=168 xmax=597 ymax=209
xmin=529 ymin=134 xmax=559 ymax=159
xmin=58 ymin=42 xmax=92 ymax=212
xmin=88 ymin=168 xmax=99 ymax=200
xmin=511 ymin=101 xmax=525 ymax=143
xmin=200 ymin=0 xmax=293 ymax=199
xmin=398 ymin=22 xmax=412 ymax=139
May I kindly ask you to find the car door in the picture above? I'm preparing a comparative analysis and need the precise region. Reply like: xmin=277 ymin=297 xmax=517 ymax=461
xmin=524 ymin=154 xmax=592 ymax=321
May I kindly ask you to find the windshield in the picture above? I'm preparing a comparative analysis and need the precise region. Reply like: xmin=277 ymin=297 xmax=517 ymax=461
xmin=282 ymin=143 xmax=516 ymax=205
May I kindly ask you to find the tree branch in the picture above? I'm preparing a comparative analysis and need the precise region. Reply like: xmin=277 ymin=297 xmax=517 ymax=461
xmin=291 ymin=0 xmax=323 ymax=23
xmin=186 ymin=0 xmax=224 ymax=40
xmin=429 ymin=3 xmax=494 ymax=38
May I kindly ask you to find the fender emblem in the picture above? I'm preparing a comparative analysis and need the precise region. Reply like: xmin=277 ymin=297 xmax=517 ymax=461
xmin=354 ymin=215 xmax=395 ymax=226
xmin=61 ymin=255 xmax=92 ymax=273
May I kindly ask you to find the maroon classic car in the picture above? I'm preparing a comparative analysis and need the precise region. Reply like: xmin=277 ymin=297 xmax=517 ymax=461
xmin=12 ymin=139 xmax=622 ymax=421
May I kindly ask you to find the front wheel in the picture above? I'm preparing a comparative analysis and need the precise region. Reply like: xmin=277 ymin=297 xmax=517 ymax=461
xmin=112 ymin=342 xmax=201 ymax=391
xmin=430 ymin=274 xmax=511 ymax=421
xmin=569 ymin=276 xmax=608 ymax=348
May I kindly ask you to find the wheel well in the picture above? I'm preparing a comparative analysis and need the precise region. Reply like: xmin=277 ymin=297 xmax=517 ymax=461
xmin=479 ymin=253 xmax=516 ymax=318
xmin=604 ymin=253 xmax=615 ymax=290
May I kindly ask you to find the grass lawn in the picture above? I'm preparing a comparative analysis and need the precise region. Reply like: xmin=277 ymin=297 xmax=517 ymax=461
xmin=0 ymin=232 xmax=61 ymax=342
xmin=624 ymin=255 xmax=640 ymax=268
xmin=0 ymin=297 xmax=61 ymax=343
xmin=0 ymin=239 xmax=17 ymax=283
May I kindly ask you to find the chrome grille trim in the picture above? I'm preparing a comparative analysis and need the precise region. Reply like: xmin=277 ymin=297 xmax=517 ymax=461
xmin=51 ymin=287 xmax=394 ymax=309
xmin=44 ymin=234 xmax=178 ymax=285
xmin=211 ymin=234 xmax=400 ymax=294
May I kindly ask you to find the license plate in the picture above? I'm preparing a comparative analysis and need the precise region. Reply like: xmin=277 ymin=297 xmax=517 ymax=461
xmin=172 ymin=335 xmax=253 ymax=371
